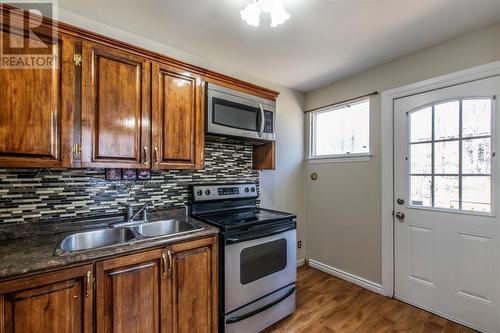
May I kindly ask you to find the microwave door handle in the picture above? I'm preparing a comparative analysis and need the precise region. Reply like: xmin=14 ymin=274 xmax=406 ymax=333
xmin=258 ymin=104 xmax=264 ymax=138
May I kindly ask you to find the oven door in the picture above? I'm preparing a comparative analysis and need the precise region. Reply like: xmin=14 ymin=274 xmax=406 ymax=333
xmin=207 ymin=87 xmax=275 ymax=141
xmin=224 ymin=222 xmax=296 ymax=313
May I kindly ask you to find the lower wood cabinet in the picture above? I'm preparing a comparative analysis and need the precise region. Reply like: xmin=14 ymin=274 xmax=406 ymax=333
xmin=95 ymin=236 xmax=218 ymax=333
xmin=166 ymin=237 xmax=218 ymax=333
xmin=0 ymin=264 xmax=93 ymax=333
xmin=95 ymin=248 xmax=165 ymax=333
xmin=0 ymin=236 xmax=218 ymax=333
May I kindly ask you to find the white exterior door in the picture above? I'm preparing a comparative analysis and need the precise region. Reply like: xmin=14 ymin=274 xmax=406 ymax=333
xmin=394 ymin=75 xmax=500 ymax=332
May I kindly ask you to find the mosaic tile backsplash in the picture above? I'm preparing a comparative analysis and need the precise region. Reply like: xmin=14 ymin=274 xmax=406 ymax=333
xmin=0 ymin=142 xmax=259 ymax=224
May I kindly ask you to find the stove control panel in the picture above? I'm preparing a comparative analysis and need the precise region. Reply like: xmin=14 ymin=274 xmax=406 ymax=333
xmin=191 ymin=183 xmax=258 ymax=202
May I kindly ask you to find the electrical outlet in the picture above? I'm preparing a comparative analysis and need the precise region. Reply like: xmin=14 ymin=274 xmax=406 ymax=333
xmin=297 ymin=240 xmax=302 ymax=249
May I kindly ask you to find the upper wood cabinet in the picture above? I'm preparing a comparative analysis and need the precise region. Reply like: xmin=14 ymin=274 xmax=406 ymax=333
xmin=81 ymin=41 xmax=151 ymax=169
xmin=0 ymin=264 xmax=93 ymax=333
xmin=95 ymin=249 xmax=165 ymax=333
xmin=152 ymin=63 xmax=204 ymax=169
xmin=0 ymin=30 xmax=79 ymax=168
xmin=0 ymin=5 xmax=279 ymax=170
xmin=253 ymin=142 xmax=276 ymax=170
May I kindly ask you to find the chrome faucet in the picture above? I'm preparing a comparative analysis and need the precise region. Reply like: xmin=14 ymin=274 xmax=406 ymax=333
xmin=113 ymin=201 xmax=154 ymax=227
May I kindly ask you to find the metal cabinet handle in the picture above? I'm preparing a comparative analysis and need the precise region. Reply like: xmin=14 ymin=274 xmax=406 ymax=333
xmin=143 ymin=146 xmax=149 ymax=165
xmin=161 ymin=252 xmax=167 ymax=276
xmin=85 ymin=271 xmax=92 ymax=298
xmin=167 ymin=250 xmax=173 ymax=274
xmin=154 ymin=147 xmax=159 ymax=165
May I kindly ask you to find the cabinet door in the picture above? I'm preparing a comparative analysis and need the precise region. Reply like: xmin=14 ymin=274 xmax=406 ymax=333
xmin=152 ymin=63 xmax=204 ymax=169
xmin=165 ymin=237 xmax=218 ymax=333
xmin=0 ymin=265 xmax=93 ymax=333
xmin=95 ymin=249 xmax=167 ymax=333
xmin=0 ymin=30 xmax=78 ymax=167
xmin=81 ymin=41 xmax=151 ymax=168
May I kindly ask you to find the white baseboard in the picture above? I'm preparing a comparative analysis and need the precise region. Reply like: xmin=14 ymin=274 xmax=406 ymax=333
xmin=296 ymin=258 xmax=305 ymax=267
xmin=308 ymin=259 xmax=385 ymax=296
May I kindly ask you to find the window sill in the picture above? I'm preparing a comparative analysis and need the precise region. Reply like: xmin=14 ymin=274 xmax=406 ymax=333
xmin=307 ymin=154 xmax=372 ymax=164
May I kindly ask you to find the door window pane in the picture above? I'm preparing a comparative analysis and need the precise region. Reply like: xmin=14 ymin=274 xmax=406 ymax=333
xmin=434 ymin=176 xmax=459 ymax=210
xmin=462 ymin=176 xmax=491 ymax=212
xmin=435 ymin=101 xmax=459 ymax=140
xmin=407 ymin=97 xmax=493 ymax=214
xmin=410 ymin=143 xmax=432 ymax=174
xmin=435 ymin=141 xmax=459 ymax=174
xmin=240 ymin=238 xmax=287 ymax=285
xmin=463 ymin=99 xmax=491 ymax=137
xmin=410 ymin=107 xmax=432 ymax=143
xmin=410 ymin=176 xmax=432 ymax=207
xmin=462 ymin=138 xmax=491 ymax=174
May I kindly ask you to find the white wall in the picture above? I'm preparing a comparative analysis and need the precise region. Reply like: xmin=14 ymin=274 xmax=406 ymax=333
xmin=304 ymin=22 xmax=500 ymax=283
xmin=57 ymin=8 xmax=307 ymax=260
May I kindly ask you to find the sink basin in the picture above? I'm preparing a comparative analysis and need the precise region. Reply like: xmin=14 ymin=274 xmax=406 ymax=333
xmin=134 ymin=220 xmax=203 ymax=238
xmin=56 ymin=228 xmax=136 ymax=253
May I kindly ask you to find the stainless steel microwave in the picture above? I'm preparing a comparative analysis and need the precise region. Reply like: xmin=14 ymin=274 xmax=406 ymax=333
xmin=206 ymin=83 xmax=276 ymax=142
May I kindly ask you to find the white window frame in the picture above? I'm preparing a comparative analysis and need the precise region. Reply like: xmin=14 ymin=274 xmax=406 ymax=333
xmin=307 ymin=97 xmax=372 ymax=163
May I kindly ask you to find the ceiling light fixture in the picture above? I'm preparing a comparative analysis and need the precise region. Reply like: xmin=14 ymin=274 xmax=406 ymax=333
xmin=241 ymin=0 xmax=290 ymax=28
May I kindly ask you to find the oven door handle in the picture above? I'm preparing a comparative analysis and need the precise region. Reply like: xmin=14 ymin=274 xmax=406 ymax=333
xmin=226 ymin=286 xmax=295 ymax=324
xmin=225 ymin=224 xmax=295 ymax=245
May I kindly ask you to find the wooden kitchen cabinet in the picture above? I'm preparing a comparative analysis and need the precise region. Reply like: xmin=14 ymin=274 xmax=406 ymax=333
xmin=95 ymin=248 xmax=166 ymax=333
xmin=81 ymin=41 xmax=151 ymax=168
xmin=0 ymin=29 xmax=80 ymax=168
xmin=0 ymin=5 xmax=279 ymax=170
xmin=0 ymin=264 xmax=93 ymax=333
xmin=152 ymin=63 xmax=205 ymax=169
xmin=253 ymin=142 xmax=276 ymax=170
xmin=0 ymin=235 xmax=218 ymax=333
xmin=165 ymin=237 xmax=218 ymax=333
xmin=95 ymin=236 xmax=218 ymax=333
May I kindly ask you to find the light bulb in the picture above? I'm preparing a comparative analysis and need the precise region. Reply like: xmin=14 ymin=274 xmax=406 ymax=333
xmin=240 ymin=1 xmax=261 ymax=27
xmin=241 ymin=0 xmax=290 ymax=27
xmin=258 ymin=0 xmax=290 ymax=27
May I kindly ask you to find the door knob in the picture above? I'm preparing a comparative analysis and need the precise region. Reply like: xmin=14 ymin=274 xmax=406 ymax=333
xmin=395 ymin=212 xmax=405 ymax=221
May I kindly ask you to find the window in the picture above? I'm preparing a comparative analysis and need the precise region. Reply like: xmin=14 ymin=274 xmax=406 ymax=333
xmin=409 ymin=98 xmax=493 ymax=213
xmin=308 ymin=98 xmax=370 ymax=160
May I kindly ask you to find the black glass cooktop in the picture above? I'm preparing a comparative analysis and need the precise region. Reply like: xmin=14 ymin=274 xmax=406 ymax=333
xmin=194 ymin=208 xmax=296 ymax=230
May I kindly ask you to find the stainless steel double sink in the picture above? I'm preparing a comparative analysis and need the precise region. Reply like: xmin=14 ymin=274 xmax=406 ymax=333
xmin=55 ymin=219 xmax=203 ymax=255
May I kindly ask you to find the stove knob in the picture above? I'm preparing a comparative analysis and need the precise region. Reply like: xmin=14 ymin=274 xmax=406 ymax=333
xmin=197 ymin=190 xmax=203 ymax=196
xmin=251 ymin=187 xmax=255 ymax=192
xmin=205 ymin=189 xmax=211 ymax=195
xmin=245 ymin=187 xmax=250 ymax=193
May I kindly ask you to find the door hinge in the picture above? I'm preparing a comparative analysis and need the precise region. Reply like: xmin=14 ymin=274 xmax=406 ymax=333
xmin=73 ymin=53 xmax=82 ymax=66
xmin=73 ymin=144 xmax=81 ymax=159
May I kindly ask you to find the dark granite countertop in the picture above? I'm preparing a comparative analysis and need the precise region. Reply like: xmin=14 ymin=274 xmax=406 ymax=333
xmin=0 ymin=208 xmax=219 ymax=280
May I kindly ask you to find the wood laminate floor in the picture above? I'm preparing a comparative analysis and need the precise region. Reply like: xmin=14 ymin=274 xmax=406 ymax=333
xmin=264 ymin=265 xmax=477 ymax=333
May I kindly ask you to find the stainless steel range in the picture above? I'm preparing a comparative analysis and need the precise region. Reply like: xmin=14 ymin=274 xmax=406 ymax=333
xmin=190 ymin=183 xmax=296 ymax=333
